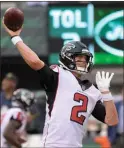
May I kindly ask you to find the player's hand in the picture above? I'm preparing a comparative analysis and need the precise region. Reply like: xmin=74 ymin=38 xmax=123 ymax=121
xmin=2 ymin=18 xmax=22 ymax=37
xmin=96 ymin=71 xmax=114 ymax=92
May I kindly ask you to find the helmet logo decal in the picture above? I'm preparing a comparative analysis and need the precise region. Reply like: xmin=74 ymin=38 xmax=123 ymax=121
xmin=62 ymin=43 xmax=75 ymax=51
xmin=61 ymin=43 xmax=75 ymax=58
xmin=66 ymin=43 xmax=75 ymax=51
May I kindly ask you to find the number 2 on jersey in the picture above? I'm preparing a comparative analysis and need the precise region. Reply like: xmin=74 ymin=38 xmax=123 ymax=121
xmin=70 ymin=93 xmax=88 ymax=125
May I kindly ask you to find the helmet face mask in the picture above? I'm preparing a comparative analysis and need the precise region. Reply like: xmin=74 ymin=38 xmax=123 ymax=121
xmin=59 ymin=41 xmax=93 ymax=74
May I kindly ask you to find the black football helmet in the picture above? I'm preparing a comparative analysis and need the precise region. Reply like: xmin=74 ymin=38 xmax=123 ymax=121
xmin=59 ymin=41 xmax=93 ymax=74
xmin=12 ymin=88 xmax=35 ymax=109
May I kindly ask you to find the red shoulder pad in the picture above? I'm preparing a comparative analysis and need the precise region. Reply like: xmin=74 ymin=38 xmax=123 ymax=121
xmin=50 ymin=65 xmax=59 ymax=73
xmin=13 ymin=111 xmax=24 ymax=122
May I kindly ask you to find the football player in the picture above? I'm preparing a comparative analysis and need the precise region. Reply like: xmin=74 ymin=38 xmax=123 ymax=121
xmin=1 ymin=88 xmax=35 ymax=148
xmin=2 ymin=21 xmax=118 ymax=147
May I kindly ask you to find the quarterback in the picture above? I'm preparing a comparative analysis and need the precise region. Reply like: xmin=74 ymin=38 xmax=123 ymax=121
xmin=2 ymin=21 xmax=118 ymax=147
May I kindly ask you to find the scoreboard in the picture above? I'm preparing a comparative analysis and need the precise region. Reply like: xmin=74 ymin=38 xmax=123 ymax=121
xmin=49 ymin=6 xmax=93 ymax=40
xmin=48 ymin=4 xmax=124 ymax=65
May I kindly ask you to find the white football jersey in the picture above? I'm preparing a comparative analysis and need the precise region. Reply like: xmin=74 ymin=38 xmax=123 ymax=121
xmin=41 ymin=66 xmax=102 ymax=147
xmin=0 ymin=107 xmax=27 ymax=148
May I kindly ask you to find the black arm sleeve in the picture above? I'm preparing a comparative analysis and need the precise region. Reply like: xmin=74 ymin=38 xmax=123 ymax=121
xmin=37 ymin=65 xmax=58 ymax=91
xmin=92 ymin=100 xmax=106 ymax=123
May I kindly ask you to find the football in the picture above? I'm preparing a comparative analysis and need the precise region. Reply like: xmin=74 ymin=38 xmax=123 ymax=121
xmin=3 ymin=7 xmax=24 ymax=32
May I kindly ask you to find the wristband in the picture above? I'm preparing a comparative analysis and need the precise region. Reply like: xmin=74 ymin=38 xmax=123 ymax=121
xmin=102 ymin=92 xmax=113 ymax=101
xmin=11 ymin=36 xmax=23 ymax=45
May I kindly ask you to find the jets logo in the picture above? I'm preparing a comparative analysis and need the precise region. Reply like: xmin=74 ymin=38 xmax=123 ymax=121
xmin=94 ymin=10 xmax=123 ymax=57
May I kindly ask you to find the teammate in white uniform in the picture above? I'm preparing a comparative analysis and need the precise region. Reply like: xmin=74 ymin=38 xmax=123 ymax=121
xmin=1 ymin=88 xmax=35 ymax=148
xmin=2 ymin=20 xmax=118 ymax=147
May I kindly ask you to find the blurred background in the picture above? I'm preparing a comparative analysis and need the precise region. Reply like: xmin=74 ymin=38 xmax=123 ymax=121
xmin=1 ymin=1 xmax=124 ymax=148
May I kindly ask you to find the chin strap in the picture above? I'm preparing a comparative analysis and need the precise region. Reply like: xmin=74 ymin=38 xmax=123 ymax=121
xmin=76 ymin=67 xmax=87 ymax=73
xmin=59 ymin=61 xmax=88 ymax=75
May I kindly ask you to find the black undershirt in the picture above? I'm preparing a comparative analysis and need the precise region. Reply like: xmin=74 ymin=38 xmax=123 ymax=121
xmin=37 ymin=65 xmax=106 ymax=123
